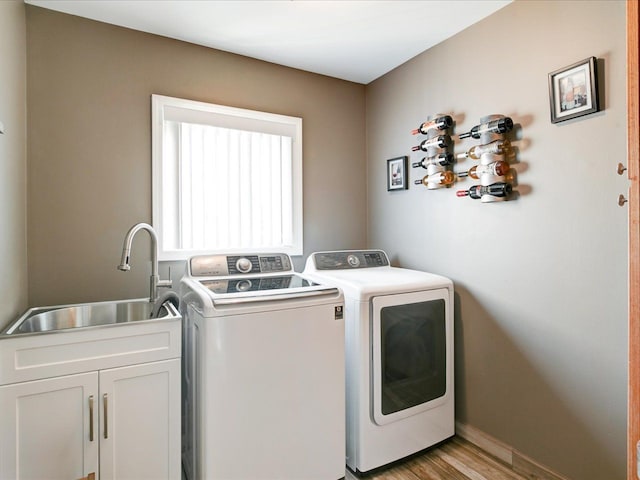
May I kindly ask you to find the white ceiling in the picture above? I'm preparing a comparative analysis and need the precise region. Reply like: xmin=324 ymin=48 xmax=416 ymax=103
xmin=25 ymin=0 xmax=512 ymax=84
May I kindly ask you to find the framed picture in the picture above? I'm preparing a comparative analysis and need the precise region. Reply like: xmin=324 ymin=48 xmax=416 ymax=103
xmin=387 ymin=156 xmax=408 ymax=191
xmin=548 ymin=56 xmax=599 ymax=123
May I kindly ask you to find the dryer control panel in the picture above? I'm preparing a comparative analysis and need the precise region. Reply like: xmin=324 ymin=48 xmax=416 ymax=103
xmin=189 ymin=253 xmax=292 ymax=277
xmin=310 ymin=250 xmax=389 ymax=270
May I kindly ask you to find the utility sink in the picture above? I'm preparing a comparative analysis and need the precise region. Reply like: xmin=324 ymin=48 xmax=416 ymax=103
xmin=2 ymin=298 xmax=179 ymax=335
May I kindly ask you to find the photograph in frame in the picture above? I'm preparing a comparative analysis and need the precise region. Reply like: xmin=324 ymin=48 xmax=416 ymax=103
xmin=387 ymin=156 xmax=408 ymax=191
xmin=548 ymin=57 xmax=600 ymax=123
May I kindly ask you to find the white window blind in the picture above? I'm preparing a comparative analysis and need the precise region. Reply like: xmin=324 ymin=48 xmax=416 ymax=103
xmin=152 ymin=95 xmax=303 ymax=260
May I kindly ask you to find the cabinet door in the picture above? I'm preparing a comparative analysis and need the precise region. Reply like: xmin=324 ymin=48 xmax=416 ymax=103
xmin=0 ymin=372 xmax=99 ymax=480
xmin=99 ymin=359 xmax=180 ymax=480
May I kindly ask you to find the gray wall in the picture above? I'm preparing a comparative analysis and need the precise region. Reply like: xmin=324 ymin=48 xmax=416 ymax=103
xmin=366 ymin=1 xmax=627 ymax=479
xmin=26 ymin=6 xmax=366 ymax=306
xmin=0 ymin=0 xmax=28 ymax=328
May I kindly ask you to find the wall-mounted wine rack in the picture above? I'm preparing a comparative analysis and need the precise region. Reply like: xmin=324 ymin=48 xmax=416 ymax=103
xmin=455 ymin=114 xmax=514 ymax=202
xmin=410 ymin=113 xmax=518 ymax=202
xmin=410 ymin=114 xmax=454 ymax=189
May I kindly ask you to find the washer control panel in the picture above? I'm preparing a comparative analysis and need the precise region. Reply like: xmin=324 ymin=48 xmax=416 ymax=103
xmin=190 ymin=253 xmax=292 ymax=277
xmin=311 ymin=250 xmax=389 ymax=270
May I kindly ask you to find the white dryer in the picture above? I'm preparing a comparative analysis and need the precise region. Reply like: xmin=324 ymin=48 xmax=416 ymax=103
xmin=304 ymin=250 xmax=454 ymax=473
xmin=180 ymin=253 xmax=345 ymax=480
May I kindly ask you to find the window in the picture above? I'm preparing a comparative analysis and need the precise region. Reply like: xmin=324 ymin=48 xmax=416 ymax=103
xmin=152 ymin=95 xmax=303 ymax=260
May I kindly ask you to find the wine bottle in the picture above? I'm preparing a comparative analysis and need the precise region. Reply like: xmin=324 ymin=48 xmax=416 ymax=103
xmin=411 ymin=134 xmax=452 ymax=152
xmin=456 ymin=182 xmax=512 ymax=199
xmin=456 ymin=139 xmax=512 ymax=160
xmin=411 ymin=115 xmax=453 ymax=135
xmin=412 ymin=153 xmax=454 ymax=169
xmin=457 ymin=160 xmax=510 ymax=179
xmin=458 ymin=117 xmax=513 ymax=139
xmin=414 ymin=170 xmax=455 ymax=187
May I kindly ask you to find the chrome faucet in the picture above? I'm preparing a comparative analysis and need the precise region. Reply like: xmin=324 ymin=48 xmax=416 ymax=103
xmin=117 ymin=223 xmax=172 ymax=302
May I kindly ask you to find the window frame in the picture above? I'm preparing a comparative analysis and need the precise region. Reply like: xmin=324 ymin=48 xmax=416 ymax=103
xmin=151 ymin=94 xmax=303 ymax=261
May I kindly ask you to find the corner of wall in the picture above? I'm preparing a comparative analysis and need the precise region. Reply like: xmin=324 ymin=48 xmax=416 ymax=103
xmin=0 ymin=0 xmax=28 ymax=326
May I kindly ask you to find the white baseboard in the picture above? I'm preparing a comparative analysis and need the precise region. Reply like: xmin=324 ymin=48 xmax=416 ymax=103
xmin=455 ymin=421 xmax=571 ymax=480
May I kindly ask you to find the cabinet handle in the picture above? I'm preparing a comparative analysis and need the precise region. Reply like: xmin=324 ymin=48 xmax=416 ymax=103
xmin=88 ymin=395 xmax=94 ymax=442
xmin=103 ymin=393 xmax=108 ymax=439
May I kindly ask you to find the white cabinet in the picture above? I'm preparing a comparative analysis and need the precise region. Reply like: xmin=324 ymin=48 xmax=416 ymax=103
xmin=0 ymin=372 xmax=99 ymax=480
xmin=0 ymin=359 xmax=180 ymax=480
xmin=0 ymin=318 xmax=181 ymax=480
xmin=99 ymin=359 xmax=181 ymax=480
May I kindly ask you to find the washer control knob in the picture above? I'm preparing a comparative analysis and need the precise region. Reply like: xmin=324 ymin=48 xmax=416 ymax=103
xmin=347 ymin=255 xmax=360 ymax=268
xmin=235 ymin=257 xmax=253 ymax=273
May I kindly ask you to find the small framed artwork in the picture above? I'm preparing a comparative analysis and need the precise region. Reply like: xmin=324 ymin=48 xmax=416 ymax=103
xmin=387 ymin=156 xmax=408 ymax=191
xmin=548 ymin=56 xmax=600 ymax=124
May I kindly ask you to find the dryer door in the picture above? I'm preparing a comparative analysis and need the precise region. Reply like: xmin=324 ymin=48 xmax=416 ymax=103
xmin=371 ymin=289 xmax=451 ymax=426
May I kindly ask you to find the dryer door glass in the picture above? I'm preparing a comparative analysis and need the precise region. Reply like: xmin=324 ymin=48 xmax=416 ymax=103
xmin=371 ymin=288 xmax=451 ymax=426
xmin=380 ymin=300 xmax=446 ymax=415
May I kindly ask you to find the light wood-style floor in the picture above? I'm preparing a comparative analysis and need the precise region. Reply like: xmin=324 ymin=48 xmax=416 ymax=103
xmin=181 ymin=436 xmax=530 ymax=480
xmin=345 ymin=436 xmax=529 ymax=480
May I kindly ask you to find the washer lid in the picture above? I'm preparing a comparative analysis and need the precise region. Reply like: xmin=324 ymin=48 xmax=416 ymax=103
xmin=181 ymin=274 xmax=342 ymax=316
xmin=200 ymin=273 xmax=315 ymax=295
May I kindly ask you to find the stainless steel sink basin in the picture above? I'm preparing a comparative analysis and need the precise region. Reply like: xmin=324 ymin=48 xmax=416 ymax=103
xmin=3 ymin=298 xmax=179 ymax=335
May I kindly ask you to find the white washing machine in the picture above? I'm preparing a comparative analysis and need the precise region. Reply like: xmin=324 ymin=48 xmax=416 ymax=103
xmin=304 ymin=250 xmax=454 ymax=474
xmin=180 ymin=253 xmax=345 ymax=480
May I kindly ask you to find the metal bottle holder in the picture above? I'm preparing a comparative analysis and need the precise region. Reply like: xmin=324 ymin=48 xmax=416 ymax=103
xmin=478 ymin=114 xmax=511 ymax=203
xmin=418 ymin=113 xmax=452 ymax=190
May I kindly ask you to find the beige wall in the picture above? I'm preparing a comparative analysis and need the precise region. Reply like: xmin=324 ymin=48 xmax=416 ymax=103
xmin=26 ymin=6 xmax=366 ymax=306
xmin=366 ymin=1 xmax=627 ymax=479
xmin=0 ymin=1 xmax=28 ymax=328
